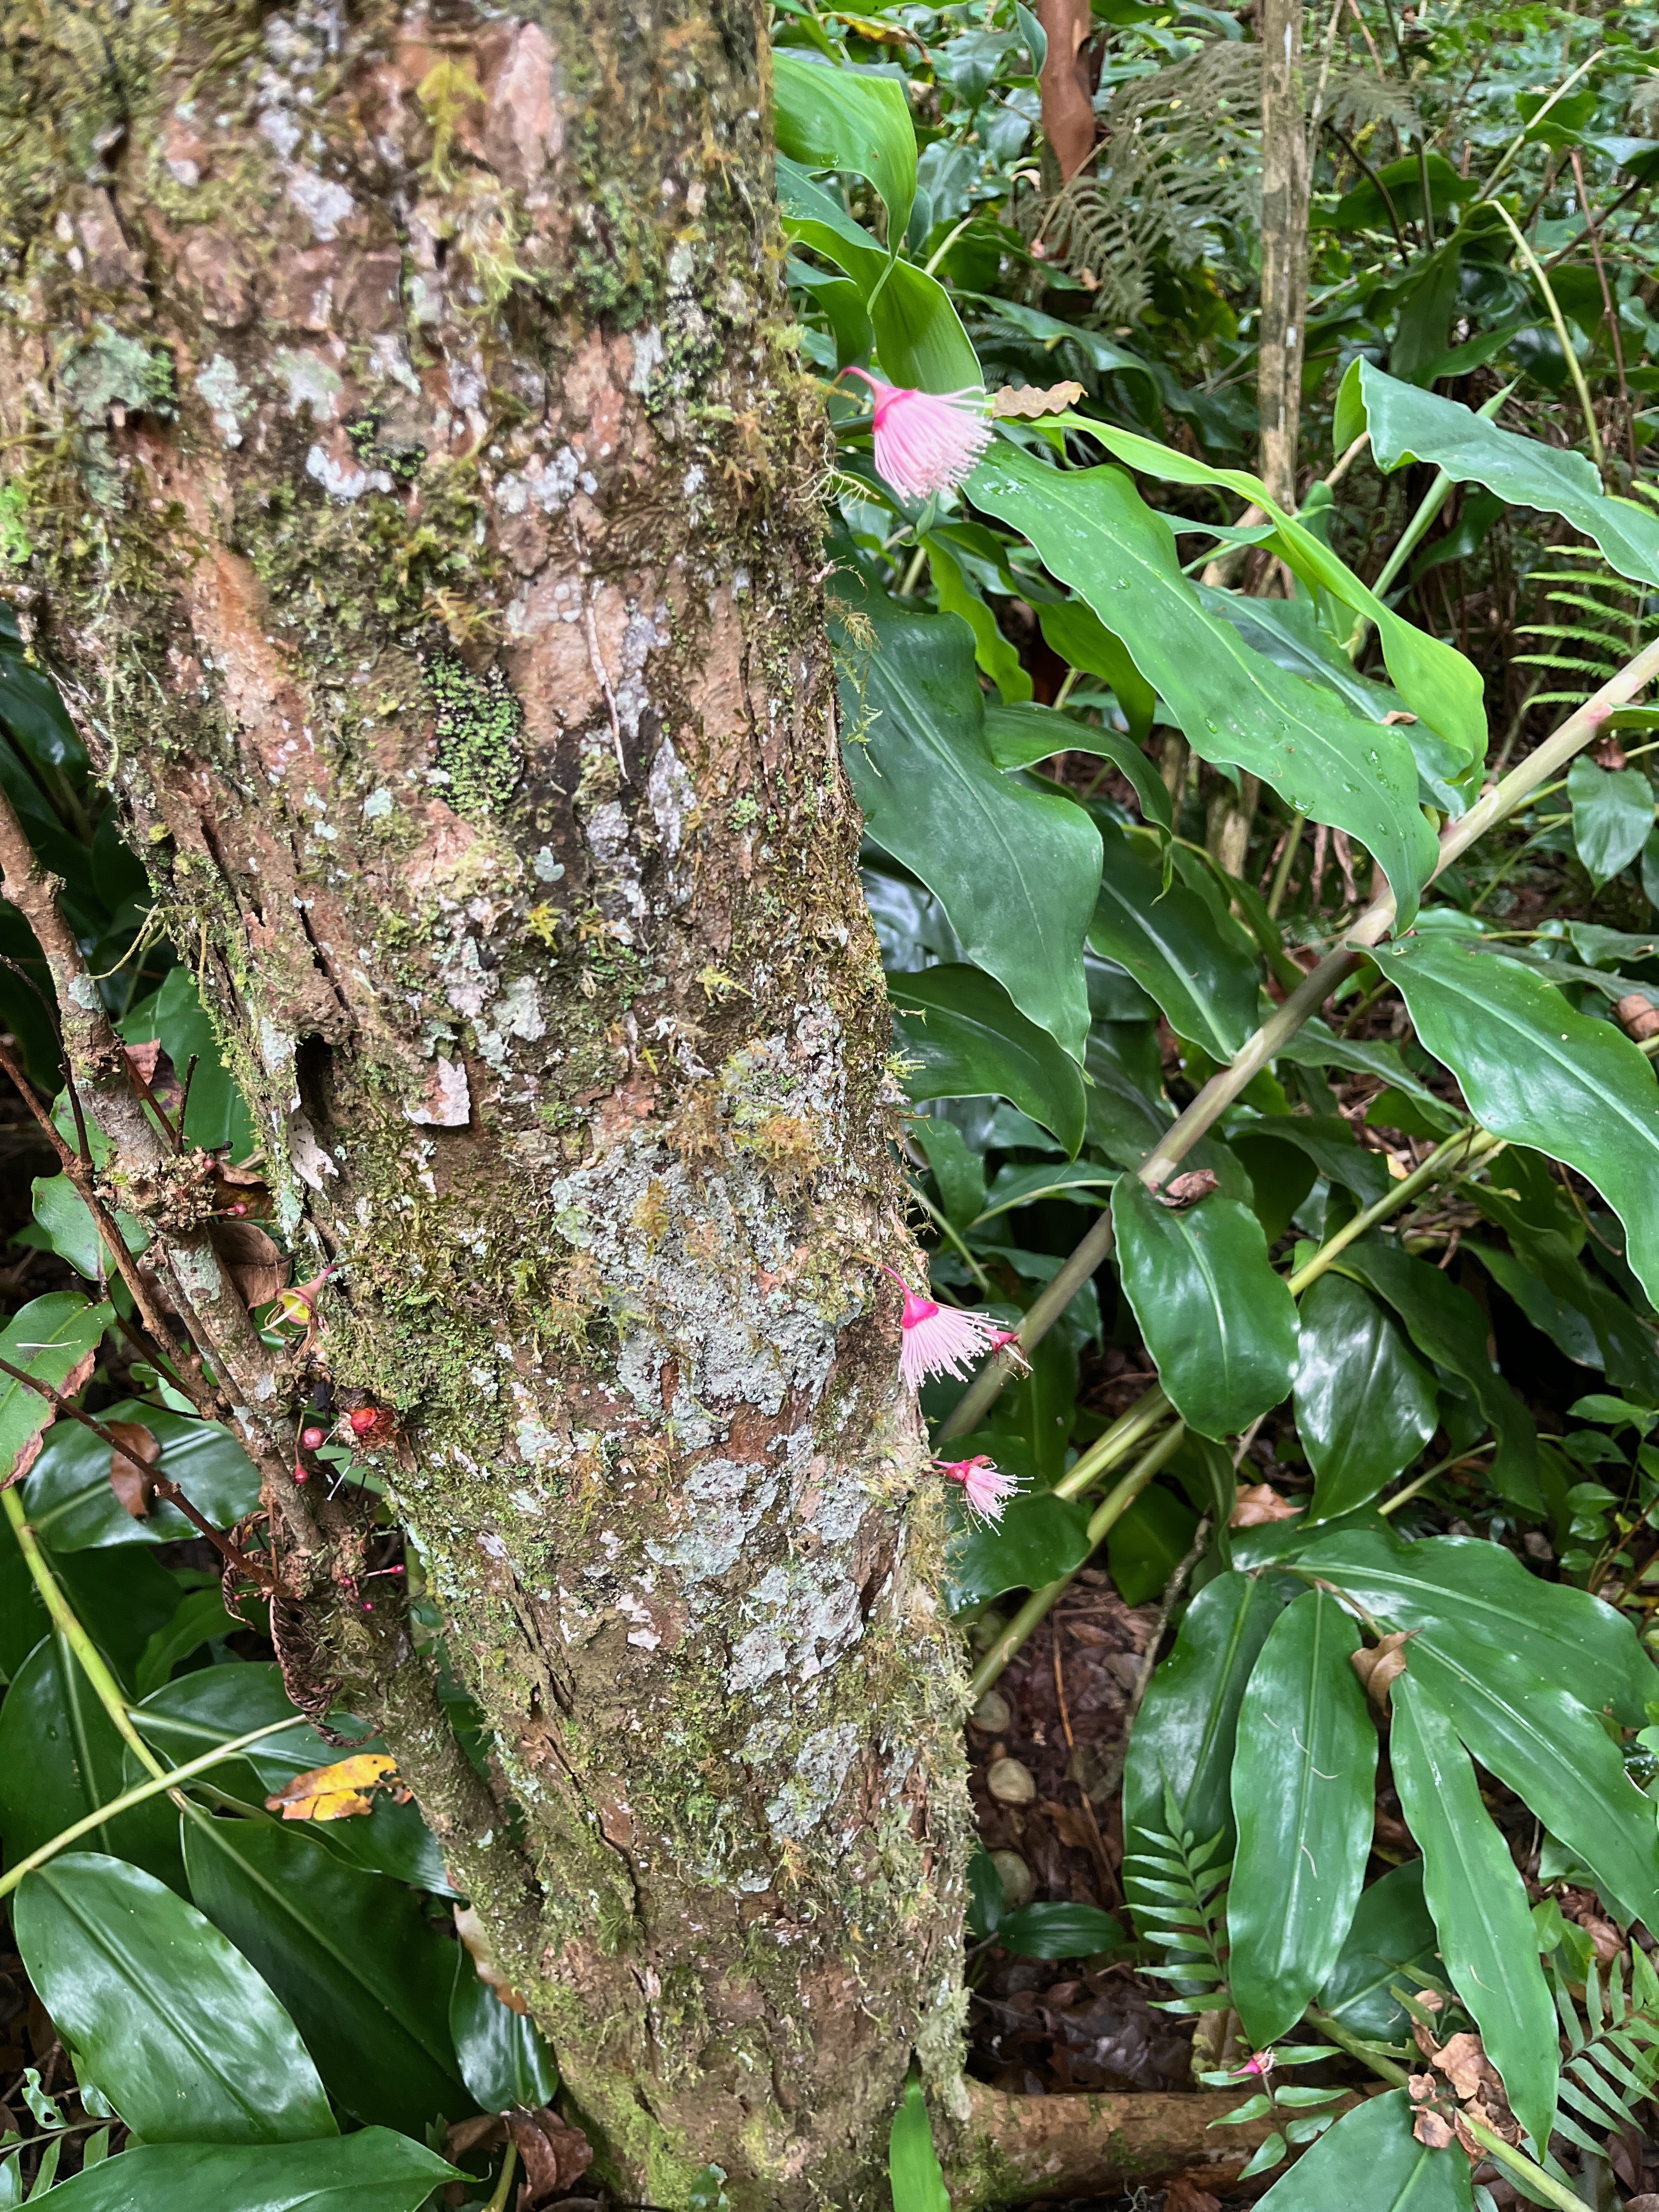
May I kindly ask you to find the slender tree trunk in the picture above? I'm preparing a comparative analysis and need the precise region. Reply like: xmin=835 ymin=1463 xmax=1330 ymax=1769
xmin=0 ymin=4 xmax=966 ymax=2203
xmin=1036 ymin=0 xmax=1096 ymax=184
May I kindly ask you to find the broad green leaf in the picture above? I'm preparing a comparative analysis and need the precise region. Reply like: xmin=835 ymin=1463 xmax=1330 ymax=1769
xmin=20 ymin=2131 xmax=457 ymax=2211
xmin=1333 ymin=1242 xmax=1539 ymax=1508
xmin=1085 ymin=424 xmax=1486 ymax=768
xmin=1113 ymin=1178 xmax=1299 ymax=1440
xmin=0 ymin=1293 xmax=112 ymax=1486
xmin=943 ymin=1489 xmax=1091 ymax=1608
xmin=778 ymin=157 xmax=979 ymax=391
xmin=995 ymin=1901 xmax=1125 ymax=1957
xmin=1084 ymin=1028 xmax=1172 ymax=1167
xmin=136 ymin=1587 xmax=244 ymax=1697
xmin=926 ymin=537 xmax=1030 ymax=701
xmin=1229 ymin=1590 xmax=1376 ymax=2046
xmin=912 ymin=1116 xmax=986 ymax=1228
xmin=1357 ymin=360 xmax=1659 ymax=594
xmin=1390 ymin=1676 xmax=1558 ymax=2151
xmin=1037 ymin=596 xmax=1157 ymax=743
xmin=449 ymin=1958 xmax=557 ymax=2115
xmin=1274 ymin=1022 xmax=1462 ymax=1133
xmin=1105 ymin=1480 xmax=1198 ymax=1606
xmin=1233 ymin=1114 xmax=1391 ymax=1211
xmin=983 ymin=701 xmax=1171 ymax=831
xmin=1252 ymin=2090 xmax=1471 ymax=2211
xmin=182 ymin=1814 xmax=469 ymax=2137
xmin=1293 ymin=1275 xmax=1438 ymax=1520
xmin=1568 ymin=758 xmax=1654 ymax=887
xmin=0 ymin=612 xmax=87 ymax=771
xmin=15 ymin=1853 xmax=334 ymax=2145
xmin=836 ymin=574 xmax=1099 ymax=1060
xmin=889 ymin=2078 xmax=950 ymax=2212
xmin=1381 ymin=930 xmax=1659 ymax=1308
xmin=967 ymin=444 xmax=1439 ymax=922
xmin=29 ymin=1176 xmax=147 ymax=1282
xmin=122 ymin=968 xmax=255 ymax=1158
xmin=1089 ymin=824 xmax=1257 ymax=1058
xmin=888 ymin=966 xmax=1085 ymax=1154
xmin=773 ymin=53 xmax=916 ymax=239
xmin=25 ymin=1400 xmax=262 ymax=1552
xmin=0 ymin=1633 xmax=182 ymax=1888
xmin=1318 ymin=1859 xmax=1438 ymax=2040
xmin=973 ymin=1158 xmax=1114 ymax=1222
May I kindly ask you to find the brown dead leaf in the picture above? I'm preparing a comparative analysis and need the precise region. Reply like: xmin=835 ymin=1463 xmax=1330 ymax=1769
xmin=447 ymin=2114 xmax=506 ymax=2159
xmin=1381 ymin=710 xmax=1419 ymax=726
xmin=1413 ymin=2108 xmax=1456 ymax=2150
xmin=1164 ymin=2179 xmax=1222 ymax=2212
xmin=1351 ymin=1630 xmax=1412 ymax=1711
xmin=455 ymin=1903 xmax=532 ymax=2014
xmin=1408 ymin=2070 xmax=1438 ymax=2102
xmin=1156 ymin=1168 xmax=1220 ymax=1209
xmin=1595 ymin=732 xmax=1629 ymax=771
xmin=1615 ymin=992 xmax=1659 ymax=1043
xmin=209 ymin=1218 xmax=287 ymax=1309
xmin=108 ymin=1420 xmax=162 ymax=1519
xmin=1429 ymin=2030 xmax=1485 ymax=2101
xmin=991 ymin=379 xmax=1087 ymax=419
xmin=1038 ymin=1798 xmax=1097 ymax=1853
xmin=1230 ymin=1483 xmax=1302 ymax=1529
xmin=123 ymin=1041 xmax=163 ymax=1086
xmin=265 ymin=1752 xmax=398 ymax=1822
xmin=507 ymin=2107 xmax=593 ymax=2205
xmin=4 ymin=1429 xmax=49 ymax=1493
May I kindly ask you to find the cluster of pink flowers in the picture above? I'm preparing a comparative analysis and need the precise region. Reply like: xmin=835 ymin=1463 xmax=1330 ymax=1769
xmin=881 ymin=1267 xmax=1029 ymax=1525
xmin=840 ymin=368 xmax=994 ymax=501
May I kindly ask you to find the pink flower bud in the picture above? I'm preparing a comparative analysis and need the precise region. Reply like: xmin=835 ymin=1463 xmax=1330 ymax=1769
xmin=841 ymin=368 xmax=994 ymax=500
xmin=300 ymin=1425 xmax=326 ymax=1451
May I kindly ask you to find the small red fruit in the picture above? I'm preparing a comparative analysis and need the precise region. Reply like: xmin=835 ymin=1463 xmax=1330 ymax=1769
xmin=346 ymin=1405 xmax=397 ymax=1446
xmin=300 ymin=1425 xmax=326 ymax=1451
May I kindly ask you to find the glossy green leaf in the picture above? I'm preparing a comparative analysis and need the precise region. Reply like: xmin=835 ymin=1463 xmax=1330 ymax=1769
xmin=773 ymin=53 xmax=916 ymax=239
xmin=888 ymin=966 xmax=1085 ymax=1154
xmin=25 ymin=1400 xmax=263 ymax=1551
xmin=1084 ymin=1029 xmax=1172 ymax=1168
xmin=1113 ymin=1178 xmax=1299 ymax=1440
xmin=1229 ymin=1589 xmax=1376 ymax=2046
xmin=136 ymin=1587 xmax=244 ymax=1697
xmin=22 ymin=2132 xmax=458 ymax=2212
xmin=778 ymin=157 xmax=979 ymax=391
xmin=0 ymin=614 xmax=86 ymax=771
xmin=0 ymin=1293 xmax=112 ymax=1486
xmin=29 ymin=1176 xmax=147 ymax=1283
xmin=1037 ymin=597 xmax=1157 ymax=743
xmin=0 ymin=1634 xmax=182 ymax=1887
xmin=1196 ymin=588 xmax=1403 ymax=725
xmin=1569 ymin=758 xmax=1654 ymax=887
xmin=1333 ymin=1242 xmax=1539 ymax=1509
xmin=122 ymin=968 xmax=254 ymax=1158
xmin=449 ymin=1959 xmax=557 ymax=2115
xmin=1252 ymin=2090 xmax=1471 ymax=2212
xmin=927 ymin=537 xmax=1030 ymax=701
xmin=1234 ymin=1115 xmax=1391 ymax=1211
xmin=1274 ymin=1022 xmax=1462 ymax=1133
xmin=1317 ymin=1859 xmax=1438 ymax=2040
xmin=836 ymin=573 xmax=1098 ymax=1060
xmin=1089 ymin=823 xmax=1257 ymax=1058
xmin=995 ymin=1901 xmax=1125 ymax=1957
xmin=1293 ymin=1275 xmax=1438 ymax=1521
xmin=15 ymin=1853 xmax=334 ymax=2145
xmin=182 ymin=1814 xmax=469 ymax=2137
xmin=1357 ymin=360 xmax=1659 ymax=593
xmin=889 ymin=2078 xmax=950 ymax=2212
xmin=1382 ymin=929 xmax=1659 ymax=1308
xmin=912 ymin=1116 xmax=986 ymax=1228
xmin=967 ymin=444 xmax=1440 ymax=921
xmin=943 ymin=1489 xmax=1091 ymax=1608
xmin=1085 ymin=424 xmax=1486 ymax=768
xmin=1105 ymin=1480 xmax=1198 ymax=1606
xmin=1389 ymin=1675 xmax=1558 ymax=2150
xmin=983 ymin=701 xmax=1171 ymax=831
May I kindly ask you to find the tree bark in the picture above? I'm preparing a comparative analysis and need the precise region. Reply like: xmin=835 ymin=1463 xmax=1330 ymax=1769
xmin=1257 ymin=0 xmax=1311 ymax=512
xmin=1036 ymin=0 xmax=1097 ymax=184
xmin=0 ymin=4 xmax=965 ymax=2203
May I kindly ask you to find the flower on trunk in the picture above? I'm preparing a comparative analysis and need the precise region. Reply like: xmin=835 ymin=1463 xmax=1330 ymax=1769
xmin=886 ymin=1269 xmax=1001 ymax=1389
xmin=985 ymin=1325 xmax=1031 ymax=1374
xmin=840 ymin=367 xmax=993 ymax=499
xmin=935 ymin=1454 xmax=1023 ymax=1526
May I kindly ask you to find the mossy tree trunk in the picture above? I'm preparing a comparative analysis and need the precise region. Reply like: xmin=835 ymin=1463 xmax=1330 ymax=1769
xmin=0 ymin=3 xmax=967 ymax=2202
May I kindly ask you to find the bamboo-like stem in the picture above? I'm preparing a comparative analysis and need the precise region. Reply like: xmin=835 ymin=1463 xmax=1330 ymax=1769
xmin=966 ymin=1423 xmax=1187 ymax=1699
xmin=1266 ymin=812 xmax=1305 ymax=917
xmin=1285 ymin=1128 xmax=1508 ymax=1296
xmin=1053 ymin=1383 xmax=1171 ymax=1501
xmin=0 ymin=1718 xmax=301 ymax=1902
xmin=1378 ymin=1439 xmax=1494 ymax=1518
xmin=2 ymin=1486 xmax=169 ymax=1784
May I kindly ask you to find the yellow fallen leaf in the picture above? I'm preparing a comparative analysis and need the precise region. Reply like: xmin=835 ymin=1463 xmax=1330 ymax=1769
xmin=266 ymin=1752 xmax=399 ymax=1822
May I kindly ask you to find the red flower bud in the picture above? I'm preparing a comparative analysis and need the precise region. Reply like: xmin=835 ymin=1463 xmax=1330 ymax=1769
xmin=300 ymin=1425 xmax=326 ymax=1451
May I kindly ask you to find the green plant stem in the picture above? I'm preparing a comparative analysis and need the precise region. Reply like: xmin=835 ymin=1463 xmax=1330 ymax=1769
xmin=0 ymin=1719 xmax=302 ymax=1902
xmin=1286 ymin=1128 xmax=1508 ymax=1296
xmin=966 ymin=1421 xmax=1187 ymax=1699
xmin=1378 ymin=1438 xmax=1494 ymax=1517
xmin=484 ymin=2141 xmax=519 ymax=2212
xmin=2 ymin=1486 xmax=170 ymax=1786
xmin=1476 ymin=47 xmax=1603 ymax=206
xmin=1053 ymin=1383 xmax=1171 ymax=1501
xmin=1482 ymin=199 xmax=1604 ymax=474
xmin=906 ymin=1178 xmax=993 ymax=1294
xmin=1266 ymin=813 xmax=1305 ymax=917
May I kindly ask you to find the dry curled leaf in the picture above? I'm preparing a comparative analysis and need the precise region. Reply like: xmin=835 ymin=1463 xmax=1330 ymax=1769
xmin=1412 ymin=2107 xmax=1456 ymax=2150
xmin=1615 ymin=992 xmax=1659 ymax=1043
xmin=107 ymin=1420 xmax=162 ymax=1520
xmin=1156 ymin=1168 xmax=1220 ymax=1210
xmin=123 ymin=1040 xmax=163 ymax=1086
xmin=1427 ymin=2030 xmax=1485 ymax=2102
xmin=1229 ymin=1482 xmax=1302 ymax=1529
xmin=455 ymin=1902 xmax=532 ymax=2014
xmin=1350 ymin=1629 xmax=1412 ymax=1711
xmin=208 ymin=1218 xmax=287 ymax=1310
xmin=1164 ymin=2179 xmax=1222 ymax=2212
xmin=991 ymin=379 xmax=1086 ymax=419
xmin=264 ymin=1751 xmax=400 ymax=1822
xmin=507 ymin=2107 xmax=594 ymax=2205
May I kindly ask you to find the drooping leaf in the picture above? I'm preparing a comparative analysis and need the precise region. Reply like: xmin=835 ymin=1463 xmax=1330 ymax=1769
xmin=1389 ymin=1675 xmax=1559 ymax=2151
xmin=888 ymin=966 xmax=1086 ymax=1155
xmin=983 ymin=701 xmax=1171 ymax=831
xmin=943 ymin=1489 xmax=1092 ymax=1609
xmin=14 ymin=1853 xmax=335 ymax=2145
xmin=1251 ymin=2090 xmax=1472 ymax=2211
xmin=1036 ymin=596 xmax=1157 ymax=743
xmin=1292 ymin=1274 xmax=1439 ymax=1521
xmin=912 ymin=1116 xmax=986 ymax=1230
xmin=995 ymin=1901 xmax=1125 ymax=1958
xmin=1317 ymin=1859 xmax=1438 ymax=2040
xmin=29 ymin=1176 xmax=148 ymax=1283
xmin=1113 ymin=1178 xmax=1299 ymax=1441
xmin=889 ymin=2078 xmax=950 ymax=2212
xmin=1105 ymin=1480 xmax=1198 ymax=1606
xmin=1568 ymin=758 xmax=1655 ymax=888
xmin=1381 ymin=929 xmax=1659 ymax=1308
xmin=25 ymin=1399 xmax=263 ymax=1551
xmin=182 ymin=1814 xmax=470 ymax=2137
xmin=1089 ymin=823 xmax=1258 ymax=1058
xmin=772 ymin=53 xmax=916 ymax=240
xmin=1234 ymin=1115 xmax=1392 ymax=1212
xmin=0 ymin=1293 xmax=112 ymax=1487
xmin=1229 ymin=1589 xmax=1376 ymax=2047
xmin=18 ymin=2132 xmax=458 ymax=2211
xmin=967 ymin=443 xmax=1440 ymax=921
xmin=836 ymin=573 xmax=1099 ymax=1060
xmin=927 ymin=537 xmax=1031 ymax=701
xmin=449 ymin=1957 xmax=557 ymax=2116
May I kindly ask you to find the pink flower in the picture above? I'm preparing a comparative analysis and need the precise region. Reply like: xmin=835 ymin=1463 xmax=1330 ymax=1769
xmin=985 ymin=1326 xmax=1032 ymax=1375
xmin=841 ymin=367 xmax=993 ymax=500
xmin=882 ymin=1266 xmax=1000 ymax=1388
xmin=935 ymin=1454 xmax=1024 ymax=1527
